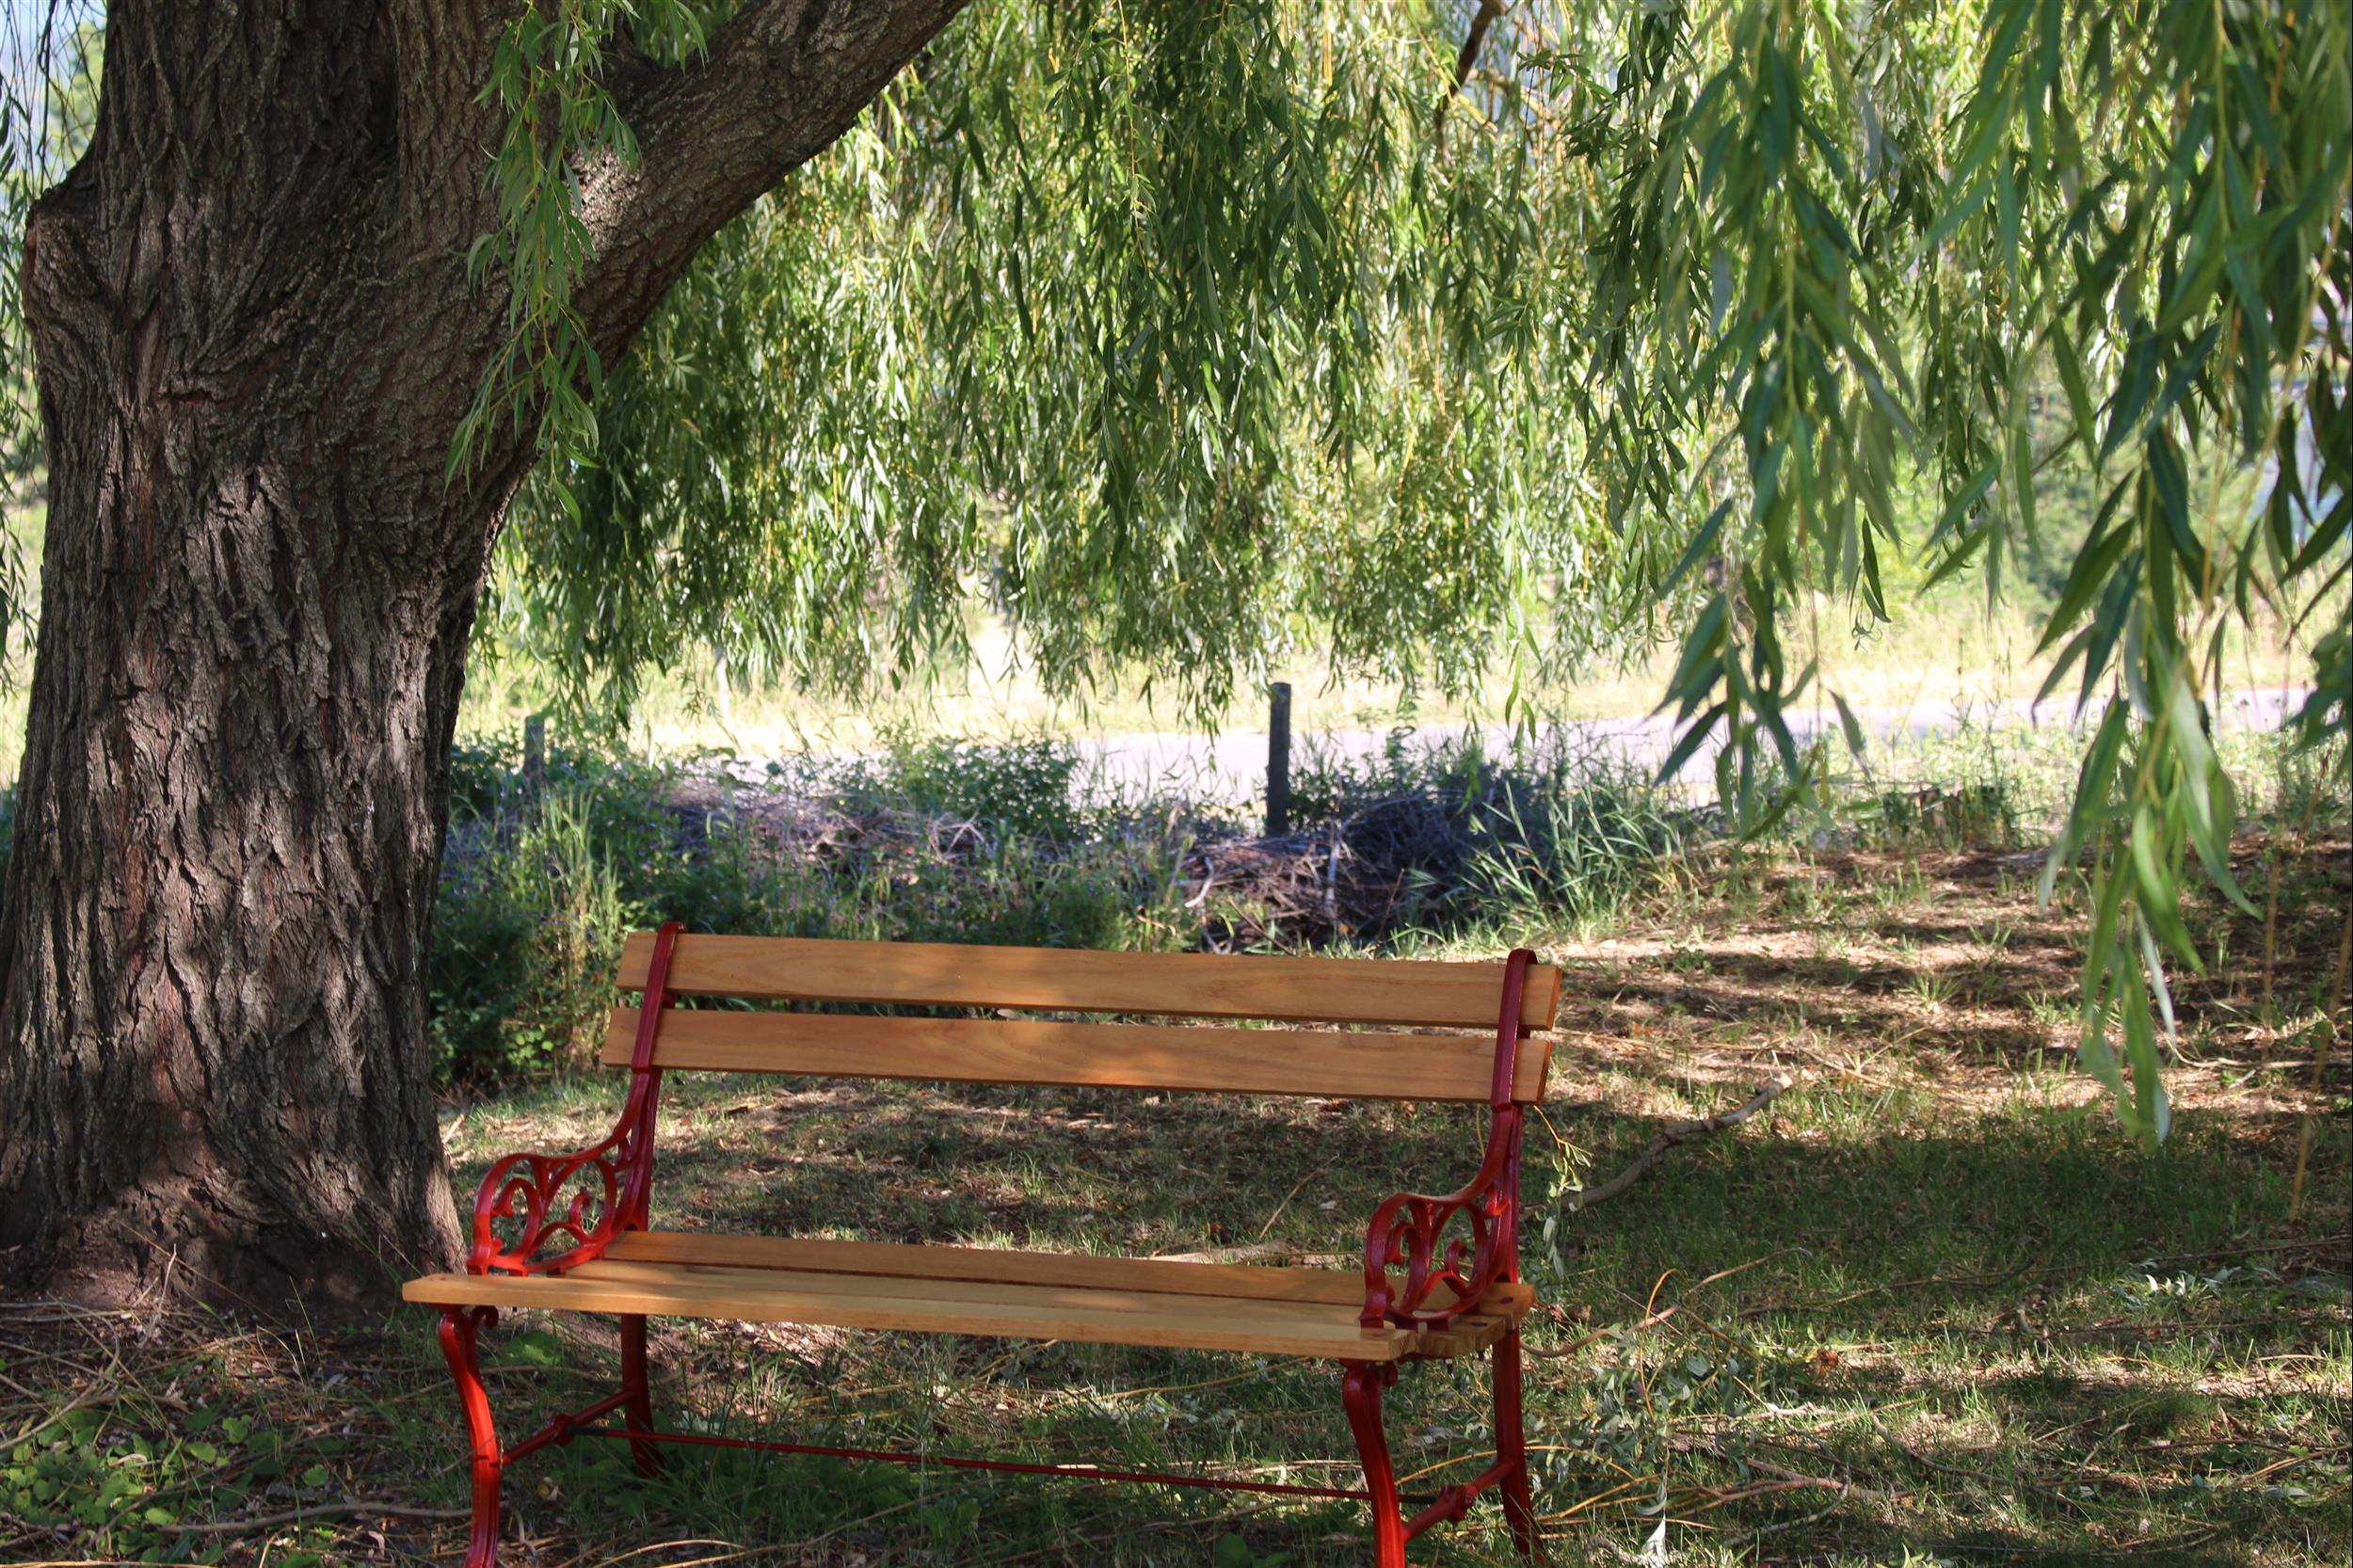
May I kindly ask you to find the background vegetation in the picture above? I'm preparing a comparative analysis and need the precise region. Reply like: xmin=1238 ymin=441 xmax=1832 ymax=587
xmin=6 ymin=0 xmax=2347 ymax=1139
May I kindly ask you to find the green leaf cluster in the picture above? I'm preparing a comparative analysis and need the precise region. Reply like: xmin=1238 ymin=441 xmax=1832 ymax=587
xmin=3 ymin=0 xmax=2345 ymax=1141
xmin=493 ymin=0 xmax=1606 ymax=720
xmin=483 ymin=0 xmax=2350 ymax=1141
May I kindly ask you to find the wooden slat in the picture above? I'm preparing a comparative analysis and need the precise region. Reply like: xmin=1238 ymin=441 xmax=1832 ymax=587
xmin=402 ymin=1263 xmax=1417 ymax=1361
xmin=599 ymin=1007 xmax=1554 ymax=1103
xmin=608 ymin=1231 xmax=1368 ymax=1305
xmin=1409 ymin=1284 xmax=1535 ymax=1358
xmin=607 ymin=1234 xmax=1530 ymax=1350
xmin=618 ymin=933 xmax=1561 ymax=1031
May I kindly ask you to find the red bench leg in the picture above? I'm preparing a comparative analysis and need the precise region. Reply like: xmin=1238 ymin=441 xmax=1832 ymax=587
xmin=1341 ymin=1363 xmax=1407 ymax=1568
xmin=438 ymin=1306 xmax=503 ymax=1568
xmin=620 ymin=1314 xmax=662 ymax=1476
xmin=1494 ymin=1328 xmax=1542 ymax=1560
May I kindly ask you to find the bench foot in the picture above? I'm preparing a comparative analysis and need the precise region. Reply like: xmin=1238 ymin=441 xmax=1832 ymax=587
xmin=437 ymin=1306 xmax=503 ymax=1568
xmin=1340 ymin=1363 xmax=1406 ymax=1568
xmin=620 ymin=1314 xmax=662 ymax=1476
xmin=1494 ymin=1328 xmax=1542 ymax=1562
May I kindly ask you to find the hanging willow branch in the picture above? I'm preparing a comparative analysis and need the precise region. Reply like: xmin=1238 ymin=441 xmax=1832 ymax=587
xmin=1433 ymin=0 xmax=1503 ymax=143
xmin=4 ymin=0 xmax=2345 ymax=1146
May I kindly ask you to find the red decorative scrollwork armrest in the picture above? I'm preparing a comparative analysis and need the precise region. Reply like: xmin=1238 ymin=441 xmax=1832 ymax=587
xmin=1359 ymin=1112 xmax=1523 ymax=1328
xmin=1360 ymin=949 xmax=1535 ymax=1331
xmin=469 ymin=922 xmax=684 ymax=1277
xmin=469 ymin=1111 xmax=657 ymax=1276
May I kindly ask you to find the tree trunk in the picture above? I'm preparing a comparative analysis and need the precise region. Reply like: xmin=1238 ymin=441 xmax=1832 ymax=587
xmin=0 ymin=2 xmax=501 ymax=1304
xmin=0 ymin=397 xmax=487 ymax=1301
xmin=0 ymin=0 xmax=964 ymax=1307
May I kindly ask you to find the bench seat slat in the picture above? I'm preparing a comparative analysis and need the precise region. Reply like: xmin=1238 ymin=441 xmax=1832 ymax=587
xmin=607 ymin=1231 xmax=1368 ymax=1304
xmin=602 ymin=1233 xmax=1536 ymax=1337
xmin=598 ymin=1008 xmax=1552 ymax=1103
xmin=402 ymin=1261 xmax=1424 ymax=1360
xmin=618 ymin=933 xmax=1561 ymax=1031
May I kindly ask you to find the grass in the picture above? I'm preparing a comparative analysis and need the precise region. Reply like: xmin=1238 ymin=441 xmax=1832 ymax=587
xmin=4 ymin=817 xmax=2345 ymax=1567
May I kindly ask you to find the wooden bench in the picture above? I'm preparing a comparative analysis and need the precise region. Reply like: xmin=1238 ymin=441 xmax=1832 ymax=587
xmin=406 ymin=923 xmax=1562 ymax=1566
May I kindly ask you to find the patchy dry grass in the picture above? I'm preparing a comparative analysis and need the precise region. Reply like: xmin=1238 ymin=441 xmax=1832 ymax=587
xmin=4 ymin=837 xmax=2345 ymax=1567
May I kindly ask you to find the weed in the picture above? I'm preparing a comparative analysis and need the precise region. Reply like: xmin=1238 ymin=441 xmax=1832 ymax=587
xmin=427 ymin=733 xmax=1183 ymax=1083
xmin=432 ymin=785 xmax=639 ymax=1080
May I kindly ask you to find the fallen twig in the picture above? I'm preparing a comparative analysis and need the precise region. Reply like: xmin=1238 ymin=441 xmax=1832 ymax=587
xmin=1717 ymin=1496 xmax=1847 ymax=1549
xmin=1146 ymin=1241 xmax=1341 ymax=1266
xmin=1525 ymin=1304 xmax=1682 ymax=1359
xmin=1569 ymin=1077 xmax=1794 ymax=1210
xmin=1867 ymin=1408 xmax=1990 ymax=1481
xmin=161 ymin=1499 xmax=472 ymax=1534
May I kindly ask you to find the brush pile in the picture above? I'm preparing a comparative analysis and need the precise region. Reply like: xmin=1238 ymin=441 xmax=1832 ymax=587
xmin=648 ymin=760 xmax=1691 ymax=950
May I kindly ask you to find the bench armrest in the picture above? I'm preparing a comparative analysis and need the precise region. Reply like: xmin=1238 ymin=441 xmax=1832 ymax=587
xmin=469 ymin=1082 xmax=662 ymax=1276
xmin=1362 ymin=947 xmax=1536 ymax=1330
xmin=1359 ymin=1105 xmax=1524 ymax=1329
xmin=471 ymin=920 xmax=682 ymax=1276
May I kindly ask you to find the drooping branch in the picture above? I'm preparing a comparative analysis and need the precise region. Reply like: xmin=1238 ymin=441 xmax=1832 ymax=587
xmin=572 ymin=0 xmax=971 ymax=359
xmin=1433 ymin=0 xmax=1502 ymax=143
xmin=1568 ymin=1078 xmax=1792 ymax=1211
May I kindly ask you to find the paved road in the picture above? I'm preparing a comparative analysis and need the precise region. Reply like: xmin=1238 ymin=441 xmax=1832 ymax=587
xmin=1057 ymin=686 xmax=2311 ymax=807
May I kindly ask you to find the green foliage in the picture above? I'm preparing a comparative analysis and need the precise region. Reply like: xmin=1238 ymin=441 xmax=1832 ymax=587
xmin=433 ymin=777 xmax=645 ymax=1080
xmin=422 ymin=713 xmax=2345 ymax=1086
xmin=1 ymin=1395 xmax=321 ymax=1562
xmin=1286 ymin=729 xmax=1691 ymax=938
xmin=0 ymin=9 xmax=98 ymax=643
xmin=1568 ymin=0 xmax=2351 ymax=1143
xmin=834 ymin=731 xmax=1096 ymax=842
xmin=456 ymin=0 xmax=731 ymax=487
xmin=426 ymin=732 xmax=1181 ymax=1083
xmin=487 ymin=0 xmax=1590 ymax=719
xmin=1 ymin=0 xmax=2345 ymax=1141
xmin=1213 ymin=1534 xmax=1295 ymax=1568
xmin=462 ymin=0 xmax=2348 ymax=1139
xmin=1555 ymin=1325 xmax=1783 ymax=1474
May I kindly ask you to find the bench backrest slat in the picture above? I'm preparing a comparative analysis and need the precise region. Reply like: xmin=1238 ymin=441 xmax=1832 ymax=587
xmin=599 ymin=1007 xmax=1553 ymax=1103
xmin=618 ymin=932 xmax=1561 ymax=1032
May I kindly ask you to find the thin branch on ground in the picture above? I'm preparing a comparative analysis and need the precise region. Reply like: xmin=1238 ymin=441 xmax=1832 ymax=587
xmin=1569 ymin=1077 xmax=1794 ymax=1210
xmin=1718 ymin=1497 xmax=1848 ymax=1549
xmin=162 ymin=1500 xmax=474 ymax=1533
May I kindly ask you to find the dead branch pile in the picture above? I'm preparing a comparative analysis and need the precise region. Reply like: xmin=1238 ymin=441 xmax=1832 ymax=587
xmin=643 ymin=779 xmax=1486 ymax=946
xmin=1176 ymin=794 xmax=1476 ymax=947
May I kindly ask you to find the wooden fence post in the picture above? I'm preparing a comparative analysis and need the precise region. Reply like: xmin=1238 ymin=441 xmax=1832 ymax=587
xmin=1267 ymin=681 xmax=1292 ymax=837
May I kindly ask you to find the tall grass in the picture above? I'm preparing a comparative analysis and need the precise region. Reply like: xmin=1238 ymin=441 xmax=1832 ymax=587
xmin=424 ymin=733 xmax=1185 ymax=1084
xmin=431 ymin=785 xmax=637 ymax=1081
xmin=1282 ymin=728 xmax=1691 ymax=941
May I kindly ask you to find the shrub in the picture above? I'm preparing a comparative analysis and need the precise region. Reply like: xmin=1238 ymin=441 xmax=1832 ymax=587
xmin=426 ymin=729 xmax=1182 ymax=1085
xmin=1250 ymin=728 xmax=1688 ymax=941
xmin=430 ymin=786 xmax=640 ymax=1082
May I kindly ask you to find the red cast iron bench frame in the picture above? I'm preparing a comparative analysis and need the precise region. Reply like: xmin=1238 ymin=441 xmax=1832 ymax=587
xmin=406 ymin=924 xmax=1562 ymax=1566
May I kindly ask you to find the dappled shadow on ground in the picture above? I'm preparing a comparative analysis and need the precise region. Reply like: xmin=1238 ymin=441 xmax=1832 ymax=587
xmin=4 ymin=836 xmax=2344 ymax=1566
xmin=450 ymin=1038 xmax=2346 ymax=1565
xmin=1543 ymin=839 xmax=2350 ymax=1087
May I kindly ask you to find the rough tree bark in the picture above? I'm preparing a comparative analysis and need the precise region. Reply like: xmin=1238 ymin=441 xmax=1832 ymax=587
xmin=0 ymin=0 xmax=965 ymax=1306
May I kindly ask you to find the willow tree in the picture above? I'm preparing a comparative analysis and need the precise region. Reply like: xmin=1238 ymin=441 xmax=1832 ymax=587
xmin=0 ymin=0 xmax=2345 ymax=1302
